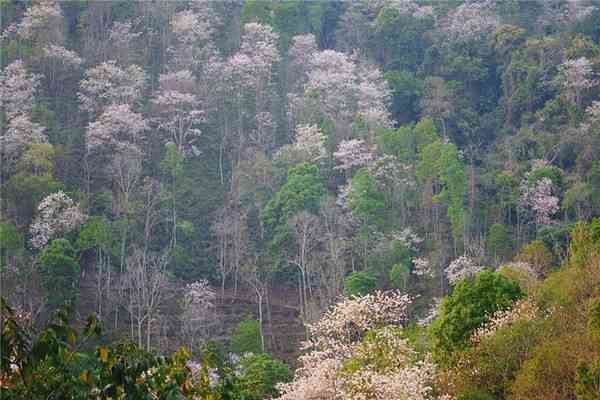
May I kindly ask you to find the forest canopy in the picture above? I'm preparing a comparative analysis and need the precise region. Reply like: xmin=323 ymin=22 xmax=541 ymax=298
xmin=2 ymin=0 xmax=600 ymax=399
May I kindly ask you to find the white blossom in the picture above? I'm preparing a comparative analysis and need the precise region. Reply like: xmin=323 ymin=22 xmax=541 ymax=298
xmin=0 ymin=60 xmax=41 ymax=119
xmin=78 ymin=61 xmax=147 ymax=114
xmin=470 ymin=298 xmax=539 ymax=344
xmin=445 ymin=256 xmax=484 ymax=285
xmin=556 ymin=57 xmax=598 ymax=105
xmin=152 ymin=70 xmax=204 ymax=155
xmin=333 ymin=139 xmax=374 ymax=171
xmin=412 ymin=257 xmax=435 ymax=278
xmin=30 ymin=191 xmax=87 ymax=249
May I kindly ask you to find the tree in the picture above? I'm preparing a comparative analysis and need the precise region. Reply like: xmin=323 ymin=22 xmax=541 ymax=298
xmin=277 ymin=291 xmax=439 ymax=400
xmin=420 ymin=77 xmax=453 ymax=138
xmin=78 ymin=61 xmax=146 ymax=115
xmin=231 ymin=317 xmax=263 ymax=355
xmin=333 ymin=139 xmax=374 ymax=172
xmin=487 ymin=223 xmax=512 ymax=265
xmin=431 ymin=271 xmax=524 ymax=364
xmin=389 ymin=263 xmax=410 ymax=291
xmin=288 ymin=211 xmax=322 ymax=326
xmin=152 ymin=70 xmax=203 ymax=156
xmin=556 ymin=57 xmax=598 ymax=107
xmin=0 ymin=60 xmax=47 ymax=168
xmin=39 ymin=238 xmax=80 ymax=309
xmin=180 ymin=280 xmax=217 ymax=352
xmin=235 ymin=353 xmax=292 ymax=400
xmin=516 ymin=240 xmax=553 ymax=277
xmin=121 ymin=248 xmax=169 ymax=351
xmin=344 ymin=271 xmax=377 ymax=297
xmin=261 ymin=163 xmax=325 ymax=251
xmin=445 ymin=256 xmax=485 ymax=286
xmin=29 ymin=191 xmax=87 ymax=249
xmin=435 ymin=142 xmax=468 ymax=250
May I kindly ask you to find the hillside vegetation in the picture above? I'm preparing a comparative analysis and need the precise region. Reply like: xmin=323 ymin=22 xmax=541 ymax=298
xmin=2 ymin=1 xmax=600 ymax=399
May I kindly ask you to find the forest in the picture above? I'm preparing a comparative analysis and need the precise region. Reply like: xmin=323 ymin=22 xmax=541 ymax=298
xmin=2 ymin=0 xmax=600 ymax=399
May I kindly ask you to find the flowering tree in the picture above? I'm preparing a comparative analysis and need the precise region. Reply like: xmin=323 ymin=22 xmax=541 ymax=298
xmin=107 ymin=21 xmax=143 ymax=66
xmin=278 ymin=291 xmax=445 ymax=400
xmin=14 ymin=0 xmax=65 ymax=47
xmin=470 ymin=297 xmax=539 ymax=345
xmin=556 ymin=57 xmax=598 ymax=106
xmin=445 ymin=256 xmax=485 ymax=285
xmin=304 ymin=50 xmax=357 ymax=131
xmin=169 ymin=5 xmax=216 ymax=71
xmin=29 ymin=191 xmax=87 ymax=249
xmin=0 ymin=60 xmax=40 ymax=119
xmin=333 ymin=139 xmax=374 ymax=171
xmin=356 ymin=63 xmax=393 ymax=131
xmin=86 ymin=104 xmax=148 ymax=153
xmin=391 ymin=227 xmax=423 ymax=252
xmin=440 ymin=1 xmax=499 ymax=43
xmin=78 ymin=61 xmax=147 ymax=115
xmin=152 ymin=70 xmax=203 ymax=156
xmin=412 ymin=257 xmax=435 ymax=278
xmin=275 ymin=124 xmax=327 ymax=166
xmin=520 ymin=174 xmax=560 ymax=227
xmin=180 ymin=280 xmax=217 ymax=351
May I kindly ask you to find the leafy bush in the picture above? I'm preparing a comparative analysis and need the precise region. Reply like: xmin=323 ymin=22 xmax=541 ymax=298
xmin=231 ymin=317 xmax=263 ymax=355
xmin=431 ymin=271 xmax=524 ymax=364
xmin=344 ymin=271 xmax=378 ymax=297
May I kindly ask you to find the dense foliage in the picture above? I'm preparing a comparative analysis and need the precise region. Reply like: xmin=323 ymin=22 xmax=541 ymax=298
xmin=2 ymin=0 xmax=600 ymax=398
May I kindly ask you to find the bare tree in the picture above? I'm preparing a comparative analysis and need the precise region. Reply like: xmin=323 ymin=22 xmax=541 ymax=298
xmin=122 ymin=248 xmax=169 ymax=351
xmin=288 ymin=211 xmax=322 ymax=329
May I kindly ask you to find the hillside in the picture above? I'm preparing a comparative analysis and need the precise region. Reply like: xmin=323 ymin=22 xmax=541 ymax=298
xmin=2 ymin=1 xmax=600 ymax=399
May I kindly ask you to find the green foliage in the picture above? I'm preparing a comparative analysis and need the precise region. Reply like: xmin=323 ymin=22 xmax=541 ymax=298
xmin=434 ymin=143 xmax=467 ymax=244
xmin=39 ymin=239 xmax=80 ymax=309
xmin=76 ymin=216 xmax=112 ymax=253
xmin=576 ymin=360 xmax=600 ymax=400
xmin=347 ymin=168 xmax=385 ymax=227
xmin=569 ymin=219 xmax=600 ymax=268
xmin=457 ymin=388 xmax=495 ymax=400
xmin=0 ymin=221 xmax=23 ymax=255
xmin=230 ymin=317 xmax=263 ymax=355
xmin=516 ymin=239 xmax=553 ymax=276
xmin=0 ymin=299 xmax=218 ymax=399
xmin=5 ymin=173 xmax=63 ymax=224
xmin=344 ymin=271 xmax=378 ymax=297
xmin=262 ymin=163 xmax=325 ymax=250
xmin=589 ymin=298 xmax=600 ymax=333
xmin=452 ymin=319 xmax=541 ymax=398
xmin=235 ymin=353 xmax=292 ymax=400
xmin=487 ymin=223 xmax=512 ymax=263
xmin=389 ymin=263 xmax=410 ymax=291
xmin=377 ymin=124 xmax=416 ymax=161
xmin=384 ymin=70 xmax=422 ymax=124
xmin=431 ymin=271 xmax=524 ymax=364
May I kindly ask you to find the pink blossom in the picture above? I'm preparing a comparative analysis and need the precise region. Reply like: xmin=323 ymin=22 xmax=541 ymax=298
xmin=333 ymin=139 xmax=374 ymax=171
xmin=86 ymin=104 xmax=148 ymax=154
xmin=152 ymin=70 xmax=203 ymax=155
xmin=520 ymin=174 xmax=560 ymax=226
xmin=440 ymin=1 xmax=499 ymax=43
xmin=16 ymin=0 xmax=65 ymax=45
xmin=42 ymin=44 xmax=83 ymax=67
xmin=0 ymin=60 xmax=41 ymax=119
xmin=78 ymin=61 xmax=147 ymax=114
